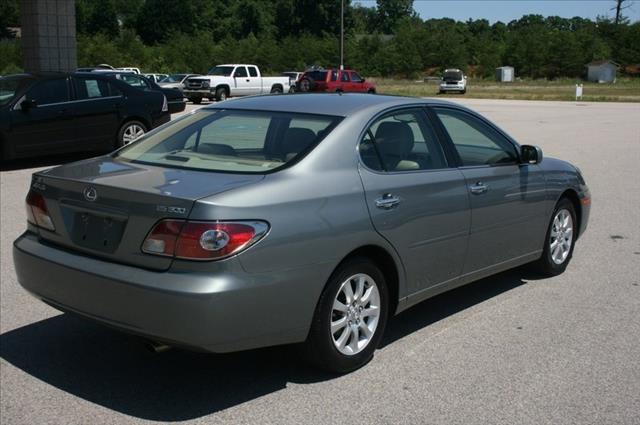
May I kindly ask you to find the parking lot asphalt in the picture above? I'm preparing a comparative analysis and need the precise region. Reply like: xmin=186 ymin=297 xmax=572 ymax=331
xmin=1 ymin=99 xmax=639 ymax=424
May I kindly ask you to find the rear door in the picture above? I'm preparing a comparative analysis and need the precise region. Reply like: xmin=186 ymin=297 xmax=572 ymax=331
xmin=71 ymin=75 xmax=122 ymax=148
xmin=8 ymin=77 xmax=76 ymax=155
xmin=358 ymin=107 xmax=470 ymax=295
xmin=350 ymin=71 xmax=367 ymax=92
xmin=431 ymin=106 xmax=548 ymax=275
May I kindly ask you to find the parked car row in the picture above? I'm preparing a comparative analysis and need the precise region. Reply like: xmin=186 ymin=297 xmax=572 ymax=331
xmin=0 ymin=72 xmax=171 ymax=160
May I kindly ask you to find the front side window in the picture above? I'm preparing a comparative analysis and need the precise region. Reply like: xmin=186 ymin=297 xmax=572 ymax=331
xmin=26 ymin=78 xmax=70 ymax=105
xmin=0 ymin=76 xmax=33 ymax=106
xmin=73 ymin=77 xmax=111 ymax=99
xmin=359 ymin=109 xmax=448 ymax=172
xmin=234 ymin=67 xmax=248 ymax=78
xmin=330 ymin=70 xmax=338 ymax=81
xmin=116 ymin=110 xmax=341 ymax=173
xmin=433 ymin=108 xmax=518 ymax=166
xmin=351 ymin=72 xmax=363 ymax=83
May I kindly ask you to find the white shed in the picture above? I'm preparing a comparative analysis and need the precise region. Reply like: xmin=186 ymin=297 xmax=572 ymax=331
xmin=586 ymin=60 xmax=619 ymax=83
xmin=495 ymin=66 xmax=514 ymax=82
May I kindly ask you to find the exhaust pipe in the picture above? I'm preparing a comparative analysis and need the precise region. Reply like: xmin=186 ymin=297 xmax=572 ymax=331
xmin=144 ymin=340 xmax=172 ymax=353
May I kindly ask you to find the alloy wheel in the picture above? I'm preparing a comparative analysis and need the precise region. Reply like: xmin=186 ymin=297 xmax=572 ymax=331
xmin=122 ymin=123 xmax=145 ymax=145
xmin=550 ymin=208 xmax=573 ymax=264
xmin=330 ymin=273 xmax=381 ymax=355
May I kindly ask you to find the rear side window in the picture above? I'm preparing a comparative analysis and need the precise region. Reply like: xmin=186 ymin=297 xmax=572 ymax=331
xmin=434 ymin=108 xmax=518 ymax=166
xmin=117 ymin=110 xmax=342 ymax=173
xmin=26 ymin=78 xmax=70 ymax=105
xmin=248 ymin=67 xmax=258 ymax=77
xmin=360 ymin=109 xmax=448 ymax=172
xmin=73 ymin=78 xmax=111 ymax=99
xmin=341 ymin=72 xmax=350 ymax=82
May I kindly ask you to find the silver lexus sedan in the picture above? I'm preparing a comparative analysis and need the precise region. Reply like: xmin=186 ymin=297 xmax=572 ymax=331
xmin=13 ymin=94 xmax=590 ymax=372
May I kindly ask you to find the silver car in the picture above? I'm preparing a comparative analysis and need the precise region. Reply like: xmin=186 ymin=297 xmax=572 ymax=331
xmin=13 ymin=94 xmax=590 ymax=372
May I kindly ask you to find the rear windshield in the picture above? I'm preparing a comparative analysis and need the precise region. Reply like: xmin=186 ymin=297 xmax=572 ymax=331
xmin=305 ymin=71 xmax=328 ymax=81
xmin=116 ymin=109 xmax=342 ymax=173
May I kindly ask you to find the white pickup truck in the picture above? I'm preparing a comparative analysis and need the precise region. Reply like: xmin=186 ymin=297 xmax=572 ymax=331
xmin=183 ymin=64 xmax=291 ymax=103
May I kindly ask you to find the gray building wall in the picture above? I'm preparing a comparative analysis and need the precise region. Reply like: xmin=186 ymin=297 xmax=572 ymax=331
xmin=20 ymin=0 xmax=77 ymax=73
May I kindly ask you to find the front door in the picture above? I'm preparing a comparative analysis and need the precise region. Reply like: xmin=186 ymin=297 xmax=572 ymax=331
xmin=432 ymin=107 xmax=548 ymax=275
xmin=9 ymin=77 xmax=76 ymax=155
xmin=358 ymin=107 xmax=471 ymax=295
xmin=232 ymin=66 xmax=252 ymax=96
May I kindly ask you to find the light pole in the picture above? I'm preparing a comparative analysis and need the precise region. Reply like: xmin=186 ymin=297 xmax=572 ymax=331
xmin=340 ymin=0 xmax=344 ymax=70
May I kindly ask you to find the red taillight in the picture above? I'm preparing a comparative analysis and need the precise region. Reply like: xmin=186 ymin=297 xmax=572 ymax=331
xmin=26 ymin=190 xmax=55 ymax=231
xmin=142 ymin=220 xmax=268 ymax=261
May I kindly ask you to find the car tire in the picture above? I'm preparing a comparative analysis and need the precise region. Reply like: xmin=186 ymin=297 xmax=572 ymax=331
xmin=531 ymin=198 xmax=577 ymax=276
xmin=270 ymin=85 xmax=283 ymax=94
xmin=462 ymin=89 xmax=467 ymax=94
xmin=304 ymin=256 xmax=389 ymax=373
xmin=298 ymin=78 xmax=312 ymax=92
xmin=367 ymin=89 xmax=376 ymax=94
xmin=116 ymin=120 xmax=147 ymax=148
xmin=215 ymin=87 xmax=228 ymax=102
xmin=191 ymin=97 xmax=202 ymax=104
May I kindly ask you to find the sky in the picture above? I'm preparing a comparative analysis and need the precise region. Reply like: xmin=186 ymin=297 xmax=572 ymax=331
xmin=353 ymin=0 xmax=640 ymax=23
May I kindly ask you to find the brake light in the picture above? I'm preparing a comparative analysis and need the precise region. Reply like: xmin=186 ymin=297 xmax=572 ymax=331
xmin=26 ymin=190 xmax=55 ymax=231
xmin=161 ymin=95 xmax=168 ymax=112
xmin=142 ymin=220 xmax=268 ymax=260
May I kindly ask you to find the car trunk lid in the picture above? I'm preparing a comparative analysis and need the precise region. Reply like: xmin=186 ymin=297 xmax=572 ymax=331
xmin=32 ymin=156 xmax=264 ymax=270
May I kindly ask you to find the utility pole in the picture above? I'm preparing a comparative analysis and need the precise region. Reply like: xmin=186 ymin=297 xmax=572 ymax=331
xmin=340 ymin=0 xmax=344 ymax=70
xmin=611 ymin=0 xmax=633 ymax=25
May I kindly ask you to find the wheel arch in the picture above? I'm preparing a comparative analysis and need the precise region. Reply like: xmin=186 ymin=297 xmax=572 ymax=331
xmin=215 ymin=84 xmax=230 ymax=95
xmin=332 ymin=245 xmax=401 ymax=316
xmin=558 ymin=189 xmax=582 ymax=239
xmin=270 ymin=83 xmax=283 ymax=92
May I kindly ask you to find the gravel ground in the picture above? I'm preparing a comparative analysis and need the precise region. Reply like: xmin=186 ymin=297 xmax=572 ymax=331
xmin=1 ymin=99 xmax=639 ymax=424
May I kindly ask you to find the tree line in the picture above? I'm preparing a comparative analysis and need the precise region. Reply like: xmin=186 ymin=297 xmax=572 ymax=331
xmin=1 ymin=0 xmax=639 ymax=79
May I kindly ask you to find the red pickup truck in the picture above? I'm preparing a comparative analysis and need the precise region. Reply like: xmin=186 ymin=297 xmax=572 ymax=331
xmin=296 ymin=68 xmax=376 ymax=94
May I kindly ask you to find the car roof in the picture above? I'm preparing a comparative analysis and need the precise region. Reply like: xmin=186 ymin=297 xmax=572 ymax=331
xmin=204 ymin=93 xmax=461 ymax=117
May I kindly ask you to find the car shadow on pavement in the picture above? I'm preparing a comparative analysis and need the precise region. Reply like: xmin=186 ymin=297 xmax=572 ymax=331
xmin=0 ymin=267 xmax=539 ymax=421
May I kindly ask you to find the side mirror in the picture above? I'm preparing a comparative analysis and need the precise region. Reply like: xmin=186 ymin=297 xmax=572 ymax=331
xmin=20 ymin=99 xmax=36 ymax=112
xmin=521 ymin=144 xmax=543 ymax=164
xmin=361 ymin=77 xmax=366 ymax=82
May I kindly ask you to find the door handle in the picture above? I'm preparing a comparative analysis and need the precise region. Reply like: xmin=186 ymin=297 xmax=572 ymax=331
xmin=246 ymin=79 xmax=250 ymax=82
xmin=469 ymin=182 xmax=488 ymax=195
xmin=375 ymin=194 xmax=400 ymax=209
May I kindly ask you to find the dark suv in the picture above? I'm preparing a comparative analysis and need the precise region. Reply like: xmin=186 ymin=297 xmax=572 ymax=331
xmin=296 ymin=68 xmax=376 ymax=94
xmin=0 ymin=72 xmax=170 ymax=161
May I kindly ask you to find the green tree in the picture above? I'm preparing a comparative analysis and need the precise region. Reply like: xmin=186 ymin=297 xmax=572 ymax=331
xmin=376 ymin=0 xmax=414 ymax=34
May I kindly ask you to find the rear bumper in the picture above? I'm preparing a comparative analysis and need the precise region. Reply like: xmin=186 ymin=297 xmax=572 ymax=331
xmin=168 ymin=100 xmax=186 ymax=114
xmin=13 ymin=232 xmax=321 ymax=353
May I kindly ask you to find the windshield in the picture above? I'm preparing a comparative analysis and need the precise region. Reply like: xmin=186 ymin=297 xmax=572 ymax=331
xmin=0 ymin=76 xmax=33 ymax=106
xmin=161 ymin=74 xmax=186 ymax=83
xmin=207 ymin=66 xmax=235 ymax=76
xmin=443 ymin=70 xmax=463 ymax=81
xmin=116 ymin=109 xmax=342 ymax=173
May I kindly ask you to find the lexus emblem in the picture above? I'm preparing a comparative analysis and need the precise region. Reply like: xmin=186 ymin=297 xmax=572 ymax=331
xmin=83 ymin=186 xmax=98 ymax=202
